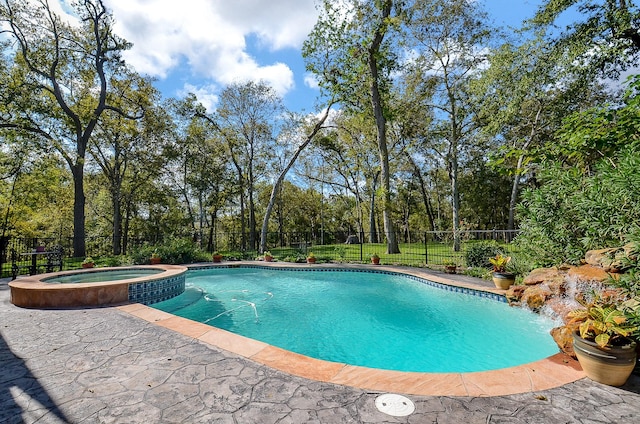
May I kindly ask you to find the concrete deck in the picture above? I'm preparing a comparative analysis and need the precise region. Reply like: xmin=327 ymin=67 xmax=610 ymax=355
xmin=2 ymin=265 xmax=640 ymax=423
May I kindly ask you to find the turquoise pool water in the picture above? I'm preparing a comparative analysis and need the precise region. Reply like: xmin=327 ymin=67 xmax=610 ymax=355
xmin=43 ymin=268 xmax=164 ymax=284
xmin=152 ymin=267 xmax=560 ymax=372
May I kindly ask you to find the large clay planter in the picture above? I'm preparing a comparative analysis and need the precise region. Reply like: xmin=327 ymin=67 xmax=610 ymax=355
xmin=82 ymin=262 xmax=94 ymax=269
xmin=445 ymin=265 xmax=457 ymax=274
xmin=492 ymin=272 xmax=515 ymax=289
xmin=573 ymin=332 xmax=637 ymax=386
xmin=307 ymin=257 xmax=316 ymax=264
xmin=371 ymin=257 xmax=380 ymax=265
xmin=264 ymin=255 xmax=273 ymax=262
xmin=150 ymin=257 xmax=161 ymax=265
xmin=212 ymin=254 xmax=223 ymax=263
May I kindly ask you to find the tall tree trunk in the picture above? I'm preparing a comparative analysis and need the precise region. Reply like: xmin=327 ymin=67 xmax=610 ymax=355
xmin=112 ymin=186 xmax=122 ymax=255
xmin=229 ymin=157 xmax=246 ymax=251
xmin=122 ymin=196 xmax=132 ymax=255
xmin=368 ymin=0 xmax=399 ymax=254
xmin=369 ymin=171 xmax=380 ymax=243
xmin=72 ymin=161 xmax=86 ymax=257
xmin=249 ymin=180 xmax=256 ymax=251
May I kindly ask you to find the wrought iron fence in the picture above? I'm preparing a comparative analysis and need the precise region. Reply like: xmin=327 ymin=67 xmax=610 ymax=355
xmin=0 ymin=230 xmax=519 ymax=279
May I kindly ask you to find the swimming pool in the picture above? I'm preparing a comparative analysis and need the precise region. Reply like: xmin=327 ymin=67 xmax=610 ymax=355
xmin=152 ymin=267 xmax=560 ymax=373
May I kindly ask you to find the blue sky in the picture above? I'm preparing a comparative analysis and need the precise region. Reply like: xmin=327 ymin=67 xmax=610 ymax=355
xmin=96 ymin=0 xmax=552 ymax=114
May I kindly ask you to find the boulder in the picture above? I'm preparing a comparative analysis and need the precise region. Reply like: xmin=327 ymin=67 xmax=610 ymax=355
xmin=550 ymin=325 xmax=578 ymax=358
xmin=584 ymin=248 xmax=617 ymax=267
xmin=521 ymin=285 xmax=552 ymax=311
xmin=505 ymin=285 xmax=527 ymax=305
xmin=584 ymin=246 xmax=633 ymax=272
xmin=567 ymin=264 xmax=612 ymax=283
xmin=522 ymin=267 xmax=565 ymax=286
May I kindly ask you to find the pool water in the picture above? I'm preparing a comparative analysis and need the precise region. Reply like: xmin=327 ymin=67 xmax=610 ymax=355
xmin=152 ymin=267 xmax=560 ymax=373
xmin=43 ymin=268 xmax=164 ymax=284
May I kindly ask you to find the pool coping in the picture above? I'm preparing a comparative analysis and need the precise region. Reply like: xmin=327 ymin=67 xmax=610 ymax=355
xmin=117 ymin=261 xmax=585 ymax=397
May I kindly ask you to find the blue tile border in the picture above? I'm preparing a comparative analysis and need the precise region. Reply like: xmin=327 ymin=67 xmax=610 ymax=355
xmin=188 ymin=264 xmax=507 ymax=303
xmin=128 ymin=274 xmax=186 ymax=305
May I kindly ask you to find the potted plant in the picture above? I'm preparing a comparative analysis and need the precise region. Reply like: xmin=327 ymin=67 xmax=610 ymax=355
xmin=263 ymin=251 xmax=273 ymax=262
xmin=371 ymin=253 xmax=380 ymax=265
xmin=150 ymin=251 xmax=161 ymax=265
xmin=306 ymin=252 xmax=316 ymax=264
xmin=568 ymin=296 xmax=638 ymax=386
xmin=443 ymin=258 xmax=457 ymax=274
xmin=82 ymin=257 xmax=95 ymax=269
xmin=212 ymin=251 xmax=223 ymax=263
xmin=489 ymin=254 xmax=515 ymax=289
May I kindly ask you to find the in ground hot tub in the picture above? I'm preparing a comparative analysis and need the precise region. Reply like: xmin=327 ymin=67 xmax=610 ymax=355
xmin=9 ymin=265 xmax=187 ymax=308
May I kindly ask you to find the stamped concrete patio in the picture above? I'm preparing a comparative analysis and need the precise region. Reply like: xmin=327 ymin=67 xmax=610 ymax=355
xmin=1 ymin=266 xmax=640 ymax=423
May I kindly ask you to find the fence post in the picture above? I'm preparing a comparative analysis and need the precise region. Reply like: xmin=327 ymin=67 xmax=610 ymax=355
xmin=424 ymin=232 xmax=428 ymax=265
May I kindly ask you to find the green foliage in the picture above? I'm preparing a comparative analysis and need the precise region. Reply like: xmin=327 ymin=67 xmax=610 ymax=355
xmin=517 ymin=148 xmax=640 ymax=266
xmin=131 ymin=239 xmax=209 ymax=265
xmin=516 ymin=76 xmax=640 ymax=266
xmin=464 ymin=242 xmax=501 ymax=268
xmin=462 ymin=267 xmax=492 ymax=279
xmin=489 ymin=254 xmax=511 ymax=272
xmin=529 ymin=0 xmax=640 ymax=79
xmin=334 ymin=246 xmax=347 ymax=260
xmin=569 ymin=298 xmax=638 ymax=348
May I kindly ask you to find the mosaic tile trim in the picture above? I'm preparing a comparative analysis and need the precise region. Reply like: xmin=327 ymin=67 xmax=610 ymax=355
xmin=189 ymin=265 xmax=507 ymax=303
xmin=128 ymin=274 xmax=186 ymax=305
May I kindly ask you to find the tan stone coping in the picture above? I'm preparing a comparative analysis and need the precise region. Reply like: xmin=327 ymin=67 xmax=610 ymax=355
xmin=118 ymin=262 xmax=585 ymax=397
xmin=9 ymin=265 xmax=187 ymax=308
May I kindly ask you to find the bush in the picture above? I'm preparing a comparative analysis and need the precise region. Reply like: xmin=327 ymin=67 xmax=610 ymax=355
xmin=464 ymin=242 xmax=501 ymax=268
xmin=131 ymin=238 xmax=209 ymax=265
xmin=516 ymin=149 xmax=640 ymax=266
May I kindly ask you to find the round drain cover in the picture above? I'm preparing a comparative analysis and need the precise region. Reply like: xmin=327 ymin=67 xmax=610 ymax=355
xmin=375 ymin=393 xmax=415 ymax=417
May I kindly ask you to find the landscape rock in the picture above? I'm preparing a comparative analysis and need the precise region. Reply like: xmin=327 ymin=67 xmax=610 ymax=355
xmin=521 ymin=285 xmax=552 ymax=311
xmin=505 ymin=285 xmax=526 ymax=305
xmin=566 ymin=264 xmax=612 ymax=283
xmin=523 ymin=267 xmax=564 ymax=286
xmin=550 ymin=325 xmax=578 ymax=358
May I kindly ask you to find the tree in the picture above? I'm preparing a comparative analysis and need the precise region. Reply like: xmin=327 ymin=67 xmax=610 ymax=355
xmin=402 ymin=0 xmax=493 ymax=250
xmin=89 ymin=80 xmax=167 ymax=254
xmin=308 ymin=111 xmax=383 ymax=242
xmin=530 ymin=0 xmax=640 ymax=79
xmin=215 ymin=81 xmax=283 ymax=251
xmin=516 ymin=76 xmax=640 ymax=265
xmin=259 ymin=101 xmax=333 ymax=254
xmin=303 ymin=0 xmax=401 ymax=253
xmin=472 ymin=36 xmax=610 ymax=231
xmin=0 ymin=0 xmax=143 ymax=256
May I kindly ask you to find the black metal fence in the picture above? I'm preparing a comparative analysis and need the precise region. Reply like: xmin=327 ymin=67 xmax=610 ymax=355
xmin=0 ymin=230 xmax=519 ymax=279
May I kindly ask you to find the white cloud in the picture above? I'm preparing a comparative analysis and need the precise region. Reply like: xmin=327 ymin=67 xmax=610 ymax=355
xmin=304 ymin=73 xmax=320 ymax=90
xmin=102 ymin=0 xmax=316 ymax=98
xmin=179 ymin=83 xmax=220 ymax=113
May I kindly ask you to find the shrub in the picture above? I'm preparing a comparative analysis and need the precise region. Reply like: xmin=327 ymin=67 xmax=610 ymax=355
xmin=516 ymin=149 xmax=640 ymax=266
xmin=464 ymin=242 xmax=501 ymax=268
xmin=131 ymin=238 xmax=209 ymax=265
